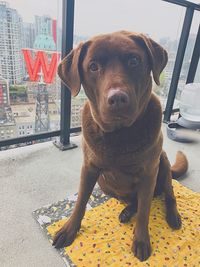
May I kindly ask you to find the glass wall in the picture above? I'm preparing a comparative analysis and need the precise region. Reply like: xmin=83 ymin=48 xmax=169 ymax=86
xmin=0 ymin=0 xmax=61 ymax=142
xmin=73 ymin=0 xmax=199 ymax=111
xmin=0 ymin=0 xmax=199 ymax=143
xmin=174 ymin=9 xmax=200 ymax=109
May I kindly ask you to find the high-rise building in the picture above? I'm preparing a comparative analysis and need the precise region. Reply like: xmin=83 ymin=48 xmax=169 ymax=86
xmin=0 ymin=77 xmax=9 ymax=106
xmin=35 ymin=15 xmax=52 ymax=36
xmin=0 ymin=62 xmax=2 ymax=78
xmin=34 ymin=14 xmax=57 ymax=48
xmin=0 ymin=77 xmax=16 ymax=140
xmin=0 ymin=1 xmax=24 ymax=84
xmin=34 ymin=15 xmax=56 ymax=50
xmin=23 ymin=22 xmax=36 ymax=49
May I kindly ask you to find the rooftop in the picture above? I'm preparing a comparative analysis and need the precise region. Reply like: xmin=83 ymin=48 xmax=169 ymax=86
xmin=0 ymin=124 xmax=199 ymax=266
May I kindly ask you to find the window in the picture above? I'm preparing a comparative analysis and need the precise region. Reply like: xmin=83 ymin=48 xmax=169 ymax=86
xmin=0 ymin=1 xmax=60 ymax=140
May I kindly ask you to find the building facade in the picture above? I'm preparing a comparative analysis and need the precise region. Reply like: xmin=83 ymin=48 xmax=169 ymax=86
xmin=0 ymin=77 xmax=16 ymax=140
xmin=0 ymin=1 xmax=24 ymax=84
xmin=35 ymin=15 xmax=53 ymax=37
xmin=23 ymin=22 xmax=36 ymax=49
xmin=0 ymin=77 xmax=9 ymax=106
xmin=33 ymin=15 xmax=56 ymax=51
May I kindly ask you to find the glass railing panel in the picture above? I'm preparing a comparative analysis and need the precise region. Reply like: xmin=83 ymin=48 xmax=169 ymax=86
xmin=0 ymin=0 xmax=61 ymax=142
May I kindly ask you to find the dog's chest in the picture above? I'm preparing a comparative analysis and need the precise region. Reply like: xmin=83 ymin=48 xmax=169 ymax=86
xmin=89 ymin=131 xmax=148 ymax=168
xmin=102 ymin=166 xmax=141 ymax=190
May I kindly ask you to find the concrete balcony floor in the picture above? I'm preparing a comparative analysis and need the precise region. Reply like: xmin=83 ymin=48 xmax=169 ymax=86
xmin=0 ymin=124 xmax=199 ymax=267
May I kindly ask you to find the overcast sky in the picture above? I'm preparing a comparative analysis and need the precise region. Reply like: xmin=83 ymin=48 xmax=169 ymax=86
xmin=6 ymin=0 xmax=200 ymax=41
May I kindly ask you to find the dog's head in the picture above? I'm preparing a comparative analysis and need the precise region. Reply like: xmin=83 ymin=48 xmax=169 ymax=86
xmin=58 ymin=31 xmax=167 ymax=132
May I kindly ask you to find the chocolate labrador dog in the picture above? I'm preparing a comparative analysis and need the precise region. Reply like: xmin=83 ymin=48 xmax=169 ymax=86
xmin=53 ymin=31 xmax=188 ymax=261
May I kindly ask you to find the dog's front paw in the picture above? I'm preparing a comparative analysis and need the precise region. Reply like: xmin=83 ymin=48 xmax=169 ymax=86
xmin=132 ymin=237 xmax=151 ymax=262
xmin=166 ymin=210 xmax=182 ymax=230
xmin=52 ymin=220 xmax=80 ymax=249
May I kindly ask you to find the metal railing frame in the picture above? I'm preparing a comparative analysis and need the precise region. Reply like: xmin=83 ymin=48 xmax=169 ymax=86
xmin=53 ymin=0 xmax=78 ymax=150
xmin=163 ymin=0 xmax=200 ymax=122
xmin=0 ymin=0 xmax=199 ymax=149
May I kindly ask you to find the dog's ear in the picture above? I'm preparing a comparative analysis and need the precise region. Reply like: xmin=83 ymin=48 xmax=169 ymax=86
xmin=129 ymin=33 xmax=168 ymax=85
xmin=57 ymin=43 xmax=84 ymax=97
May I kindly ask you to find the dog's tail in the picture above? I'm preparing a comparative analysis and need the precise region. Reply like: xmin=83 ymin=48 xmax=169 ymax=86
xmin=171 ymin=151 xmax=188 ymax=179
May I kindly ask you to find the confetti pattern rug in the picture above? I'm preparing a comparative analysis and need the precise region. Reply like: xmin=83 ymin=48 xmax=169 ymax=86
xmin=33 ymin=180 xmax=200 ymax=267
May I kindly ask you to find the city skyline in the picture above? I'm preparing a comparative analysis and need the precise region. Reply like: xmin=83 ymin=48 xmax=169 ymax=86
xmin=5 ymin=0 xmax=200 ymax=41
xmin=0 ymin=0 xmax=199 ymax=146
xmin=0 ymin=2 xmax=62 ymax=142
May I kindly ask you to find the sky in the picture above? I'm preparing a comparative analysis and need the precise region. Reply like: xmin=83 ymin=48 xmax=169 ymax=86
xmin=6 ymin=0 xmax=200 ymax=41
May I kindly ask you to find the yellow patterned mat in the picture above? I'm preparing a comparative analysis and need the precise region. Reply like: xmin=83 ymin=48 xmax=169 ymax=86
xmin=46 ymin=180 xmax=200 ymax=266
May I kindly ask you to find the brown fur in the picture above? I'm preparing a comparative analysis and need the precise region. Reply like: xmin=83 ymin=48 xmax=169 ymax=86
xmin=53 ymin=31 xmax=188 ymax=261
xmin=171 ymin=151 xmax=188 ymax=179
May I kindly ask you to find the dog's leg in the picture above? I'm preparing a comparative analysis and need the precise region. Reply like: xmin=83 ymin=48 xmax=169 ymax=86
xmin=98 ymin=175 xmax=137 ymax=223
xmin=159 ymin=151 xmax=182 ymax=229
xmin=52 ymin=164 xmax=100 ymax=248
xmin=132 ymin=170 xmax=157 ymax=262
xmin=164 ymin=172 xmax=182 ymax=229
xmin=119 ymin=202 xmax=137 ymax=223
xmin=118 ymin=194 xmax=137 ymax=223
xmin=165 ymin=186 xmax=182 ymax=229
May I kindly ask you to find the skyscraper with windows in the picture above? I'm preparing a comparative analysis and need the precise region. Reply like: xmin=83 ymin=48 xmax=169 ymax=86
xmin=35 ymin=15 xmax=52 ymax=36
xmin=0 ymin=77 xmax=9 ymax=106
xmin=34 ymin=15 xmax=56 ymax=50
xmin=0 ymin=1 xmax=23 ymax=84
xmin=0 ymin=76 xmax=16 ymax=140
xmin=23 ymin=22 xmax=36 ymax=49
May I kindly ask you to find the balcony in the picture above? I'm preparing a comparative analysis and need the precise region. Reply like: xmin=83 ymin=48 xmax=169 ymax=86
xmin=0 ymin=0 xmax=200 ymax=266
xmin=0 ymin=127 xmax=200 ymax=266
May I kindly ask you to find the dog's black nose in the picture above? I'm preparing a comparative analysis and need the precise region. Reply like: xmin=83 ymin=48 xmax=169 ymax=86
xmin=107 ymin=89 xmax=129 ymax=110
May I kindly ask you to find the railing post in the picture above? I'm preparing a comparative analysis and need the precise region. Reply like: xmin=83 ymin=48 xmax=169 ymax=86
xmin=186 ymin=25 xmax=200 ymax=84
xmin=163 ymin=6 xmax=194 ymax=122
xmin=54 ymin=0 xmax=77 ymax=150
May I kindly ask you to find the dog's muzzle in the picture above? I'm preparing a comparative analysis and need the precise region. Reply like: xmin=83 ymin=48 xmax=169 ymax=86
xmin=107 ymin=89 xmax=130 ymax=112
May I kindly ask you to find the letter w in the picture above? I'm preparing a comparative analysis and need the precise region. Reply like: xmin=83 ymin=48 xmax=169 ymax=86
xmin=22 ymin=49 xmax=60 ymax=83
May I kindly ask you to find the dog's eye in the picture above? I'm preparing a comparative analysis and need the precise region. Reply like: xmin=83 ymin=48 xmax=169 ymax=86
xmin=89 ymin=62 xmax=99 ymax=72
xmin=128 ymin=56 xmax=140 ymax=67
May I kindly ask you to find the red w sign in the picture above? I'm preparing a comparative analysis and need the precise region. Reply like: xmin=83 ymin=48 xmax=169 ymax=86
xmin=22 ymin=49 xmax=60 ymax=83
